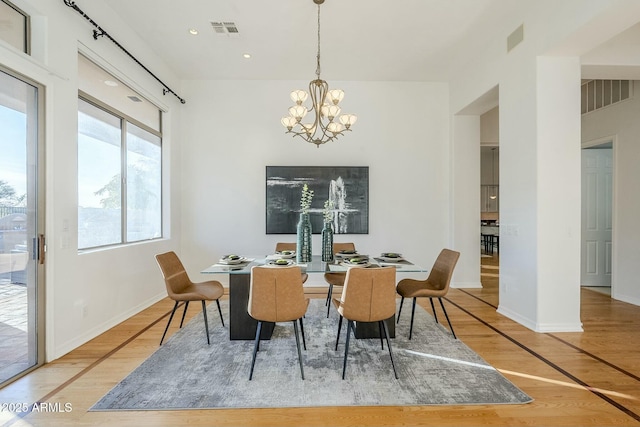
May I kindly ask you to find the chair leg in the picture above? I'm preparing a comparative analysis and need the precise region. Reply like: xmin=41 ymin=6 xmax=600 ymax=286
xmin=216 ymin=299 xmax=225 ymax=327
xmin=299 ymin=317 xmax=307 ymax=350
xmin=179 ymin=301 xmax=190 ymax=328
xmin=325 ymin=284 xmax=332 ymax=306
xmin=409 ymin=297 xmax=417 ymax=340
xmin=201 ymin=300 xmax=210 ymax=345
xmin=429 ymin=298 xmax=439 ymax=324
xmin=397 ymin=296 xmax=404 ymax=323
xmin=249 ymin=321 xmax=263 ymax=380
xmin=378 ymin=321 xmax=384 ymax=350
xmin=382 ymin=320 xmax=399 ymax=379
xmin=160 ymin=301 xmax=180 ymax=345
xmin=335 ymin=315 xmax=343 ymax=351
xmin=293 ymin=321 xmax=305 ymax=380
xmin=342 ymin=320 xmax=354 ymax=380
xmin=438 ymin=297 xmax=457 ymax=339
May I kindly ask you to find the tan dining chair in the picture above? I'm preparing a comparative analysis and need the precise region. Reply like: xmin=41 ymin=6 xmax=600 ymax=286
xmin=155 ymin=251 xmax=225 ymax=345
xmin=248 ymin=265 xmax=309 ymax=380
xmin=274 ymin=242 xmax=308 ymax=283
xmin=396 ymin=248 xmax=460 ymax=340
xmin=332 ymin=266 xmax=398 ymax=380
xmin=324 ymin=242 xmax=356 ymax=318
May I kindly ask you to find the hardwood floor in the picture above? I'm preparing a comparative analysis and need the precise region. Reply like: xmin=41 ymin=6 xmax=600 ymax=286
xmin=1 ymin=255 xmax=639 ymax=427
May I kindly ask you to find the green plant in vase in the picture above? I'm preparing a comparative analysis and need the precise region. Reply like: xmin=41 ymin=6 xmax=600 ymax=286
xmin=297 ymin=184 xmax=314 ymax=263
xmin=300 ymin=184 xmax=314 ymax=214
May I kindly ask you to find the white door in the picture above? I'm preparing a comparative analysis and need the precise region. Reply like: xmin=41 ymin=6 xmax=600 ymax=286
xmin=581 ymin=147 xmax=613 ymax=287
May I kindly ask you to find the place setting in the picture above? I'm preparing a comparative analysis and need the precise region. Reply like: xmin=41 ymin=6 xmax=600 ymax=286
xmin=265 ymin=250 xmax=297 ymax=267
xmin=374 ymin=252 xmax=414 ymax=266
xmin=339 ymin=255 xmax=373 ymax=268
xmin=214 ymin=254 xmax=254 ymax=270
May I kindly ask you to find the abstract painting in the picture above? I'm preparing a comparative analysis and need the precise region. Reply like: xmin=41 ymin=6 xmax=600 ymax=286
xmin=266 ymin=166 xmax=369 ymax=234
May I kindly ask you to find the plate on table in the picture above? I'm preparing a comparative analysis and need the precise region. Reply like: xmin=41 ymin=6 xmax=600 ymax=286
xmin=335 ymin=249 xmax=358 ymax=258
xmin=342 ymin=257 xmax=370 ymax=267
xmin=379 ymin=252 xmax=405 ymax=262
xmin=267 ymin=259 xmax=295 ymax=267
xmin=276 ymin=250 xmax=296 ymax=259
xmin=219 ymin=255 xmax=246 ymax=265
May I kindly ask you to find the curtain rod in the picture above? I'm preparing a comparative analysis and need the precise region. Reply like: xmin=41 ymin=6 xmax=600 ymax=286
xmin=63 ymin=0 xmax=186 ymax=104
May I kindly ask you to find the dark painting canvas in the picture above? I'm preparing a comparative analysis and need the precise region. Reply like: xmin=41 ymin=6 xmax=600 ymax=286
xmin=266 ymin=166 xmax=369 ymax=234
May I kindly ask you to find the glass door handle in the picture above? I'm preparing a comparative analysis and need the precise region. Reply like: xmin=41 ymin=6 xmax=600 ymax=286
xmin=38 ymin=234 xmax=45 ymax=265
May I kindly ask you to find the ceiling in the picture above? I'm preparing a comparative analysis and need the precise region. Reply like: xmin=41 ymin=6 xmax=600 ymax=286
xmin=100 ymin=0 xmax=526 ymax=82
xmin=95 ymin=0 xmax=640 ymax=92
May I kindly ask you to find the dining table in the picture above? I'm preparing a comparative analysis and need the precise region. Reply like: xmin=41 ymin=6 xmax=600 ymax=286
xmin=201 ymin=253 xmax=428 ymax=340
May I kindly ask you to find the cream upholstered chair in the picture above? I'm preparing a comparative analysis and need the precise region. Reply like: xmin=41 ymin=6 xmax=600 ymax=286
xmin=248 ymin=265 xmax=309 ymax=380
xmin=274 ymin=242 xmax=309 ymax=283
xmin=396 ymin=248 xmax=460 ymax=340
xmin=155 ymin=251 xmax=225 ymax=345
xmin=324 ymin=242 xmax=356 ymax=317
xmin=332 ymin=266 xmax=398 ymax=380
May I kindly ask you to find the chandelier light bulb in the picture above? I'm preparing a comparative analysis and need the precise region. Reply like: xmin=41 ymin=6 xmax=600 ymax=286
xmin=339 ymin=114 xmax=357 ymax=128
xmin=290 ymin=90 xmax=308 ymax=105
xmin=289 ymin=105 xmax=308 ymax=121
xmin=281 ymin=116 xmax=297 ymax=130
xmin=321 ymin=104 xmax=341 ymax=120
xmin=327 ymin=89 xmax=344 ymax=105
xmin=327 ymin=122 xmax=344 ymax=134
xmin=301 ymin=123 xmax=316 ymax=135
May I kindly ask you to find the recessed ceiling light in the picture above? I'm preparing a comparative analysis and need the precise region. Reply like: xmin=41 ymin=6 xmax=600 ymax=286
xmin=189 ymin=28 xmax=199 ymax=35
xmin=243 ymin=53 xmax=251 ymax=59
xmin=104 ymin=80 xmax=119 ymax=87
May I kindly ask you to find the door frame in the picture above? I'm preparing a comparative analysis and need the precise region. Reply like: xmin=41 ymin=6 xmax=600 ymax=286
xmin=581 ymin=135 xmax=617 ymax=293
xmin=0 ymin=64 xmax=46 ymax=386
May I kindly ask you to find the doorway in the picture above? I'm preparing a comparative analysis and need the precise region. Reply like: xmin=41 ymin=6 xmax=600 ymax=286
xmin=0 ymin=66 xmax=45 ymax=386
xmin=581 ymin=141 xmax=613 ymax=293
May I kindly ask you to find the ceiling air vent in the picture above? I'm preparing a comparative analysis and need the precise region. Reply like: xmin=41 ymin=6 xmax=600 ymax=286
xmin=210 ymin=21 xmax=240 ymax=38
xmin=507 ymin=24 xmax=524 ymax=52
xmin=127 ymin=95 xmax=143 ymax=103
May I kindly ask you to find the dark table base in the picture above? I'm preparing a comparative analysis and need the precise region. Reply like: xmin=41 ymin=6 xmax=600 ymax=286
xmin=354 ymin=315 xmax=395 ymax=339
xmin=228 ymin=273 xmax=275 ymax=340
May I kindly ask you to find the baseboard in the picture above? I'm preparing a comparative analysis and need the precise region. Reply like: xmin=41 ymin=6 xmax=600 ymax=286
xmin=611 ymin=291 xmax=640 ymax=307
xmin=498 ymin=305 xmax=583 ymax=332
xmin=452 ymin=281 xmax=482 ymax=289
xmin=50 ymin=292 xmax=166 ymax=361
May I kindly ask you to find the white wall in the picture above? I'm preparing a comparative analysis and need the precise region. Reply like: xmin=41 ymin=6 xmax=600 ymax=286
xmin=582 ymin=81 xmax=640 ymax=306
xmin=179 ymin=79 xmax=453 ymax=285
xmin=0 ymin=0 xmax=184 ymax=359
xmin=5 ymin=0 xmax=640 ymax=362
xmin=444 ymin=0 xmax=640 ymax=331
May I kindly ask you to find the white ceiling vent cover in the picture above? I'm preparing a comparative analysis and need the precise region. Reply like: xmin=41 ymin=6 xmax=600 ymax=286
xmin=210 ymin=21 xmax=240 ymax=38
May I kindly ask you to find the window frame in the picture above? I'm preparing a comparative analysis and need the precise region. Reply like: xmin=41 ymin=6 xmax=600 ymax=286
xmin=0 ymin=0 xmax=31 ymax=55
xmin=78 ymin=91 xmax=163 ymax=251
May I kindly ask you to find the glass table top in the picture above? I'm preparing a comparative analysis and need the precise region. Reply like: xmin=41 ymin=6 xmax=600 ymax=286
xmin=201 ymin=254 xmax=427 ymax=274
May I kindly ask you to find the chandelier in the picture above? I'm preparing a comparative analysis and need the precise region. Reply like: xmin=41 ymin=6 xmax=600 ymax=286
xmin=280 ymin=0 xmax=357 ymax=147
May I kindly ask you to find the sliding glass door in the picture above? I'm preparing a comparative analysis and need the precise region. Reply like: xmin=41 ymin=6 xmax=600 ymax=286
xmin=0 ymin=67 xmax=44 ymax=385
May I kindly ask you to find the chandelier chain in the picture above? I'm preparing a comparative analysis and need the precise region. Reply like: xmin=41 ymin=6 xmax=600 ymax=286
xmin=316 ymin=3 xmax=321 ymax=80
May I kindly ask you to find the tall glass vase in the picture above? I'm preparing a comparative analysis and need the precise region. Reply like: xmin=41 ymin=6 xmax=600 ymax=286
xmin=296 ymin=213 xmax=312 ymax=263
xmin=321 ymin=221 xmax=334 ymax=262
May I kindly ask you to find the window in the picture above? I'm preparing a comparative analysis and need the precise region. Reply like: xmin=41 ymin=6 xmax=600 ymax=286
xmin=0 ymin=0 xmax=29 ymax=54
xmin=78 ymin=98 xmax=162 ymax=249
xmin=581 ymin=79 xmax=631 ymax=114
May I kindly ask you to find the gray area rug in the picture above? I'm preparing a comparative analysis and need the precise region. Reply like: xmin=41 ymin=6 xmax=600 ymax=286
xmin=92 ymin=298 xmax=532 ymax=410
